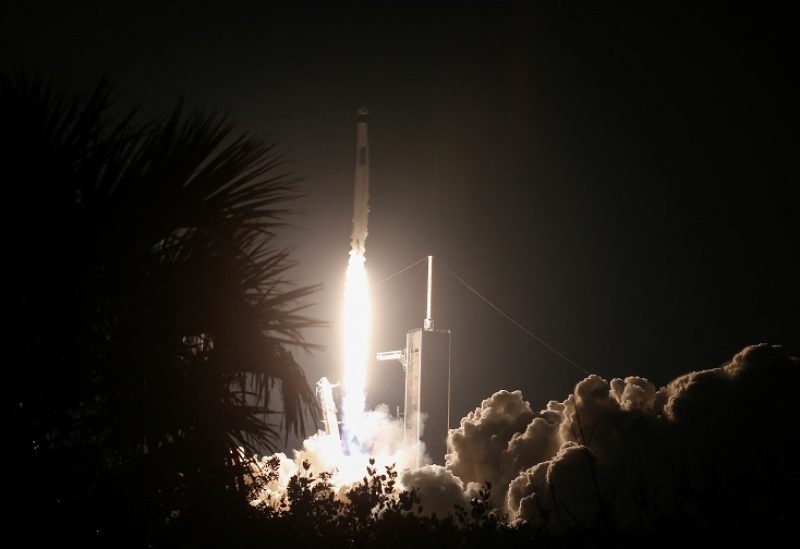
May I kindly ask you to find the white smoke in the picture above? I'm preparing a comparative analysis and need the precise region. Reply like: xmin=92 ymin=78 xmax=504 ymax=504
xmin=252 ymin=344 xmax=798 ymax=529
xmin=250 ymin=405 xmax=427 ymax=507
xmin=446 ymin=343 xmax=798 ymax=529
xmin=446 ymin=390 xmax=535 ymax=496
xmin=350 ymin=189 xmax=369 ymax=256
xmin=399 ymin=465 xmax=473 ymax=518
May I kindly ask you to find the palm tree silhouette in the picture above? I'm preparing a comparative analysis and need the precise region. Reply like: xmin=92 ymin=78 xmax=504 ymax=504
xmin=2 ymin=74 xmax=321 ymax=533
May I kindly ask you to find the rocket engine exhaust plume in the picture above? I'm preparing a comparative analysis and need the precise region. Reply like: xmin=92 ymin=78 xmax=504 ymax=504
xmin=342 ymin=107 xmax=371 ymax=448
xmin=342 ymin=251 xmax=369 ymax=446
xmin=248 ymin=106 xmax=428 ymax=510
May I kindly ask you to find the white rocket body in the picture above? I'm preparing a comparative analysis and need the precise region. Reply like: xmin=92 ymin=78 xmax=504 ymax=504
xmin=351 ymin=107 xmax=370 ymax=256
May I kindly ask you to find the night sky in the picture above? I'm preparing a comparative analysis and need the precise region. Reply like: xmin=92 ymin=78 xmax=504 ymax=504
xmin=3 ymin=1 xmax=796 ymax=446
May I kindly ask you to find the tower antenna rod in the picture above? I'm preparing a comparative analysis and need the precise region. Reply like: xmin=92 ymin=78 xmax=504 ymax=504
xmin=424 ymin=255 xmax=434 ymax=331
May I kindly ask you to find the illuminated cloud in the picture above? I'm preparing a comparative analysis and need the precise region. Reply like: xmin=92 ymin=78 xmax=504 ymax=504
xmin=447 ymin=344 xmax=799 ymax=529
xmin=255 ymin=344 xmax=798 ymax=531
xmin=400 ymin=465 xmax=470 ymax=518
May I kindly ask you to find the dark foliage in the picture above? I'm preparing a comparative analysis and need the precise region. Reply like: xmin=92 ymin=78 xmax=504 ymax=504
xmin=242 ymin=458 xmax=509 ymax=549
xmin=1 ymin=74 xmax=321 ymax=545
xmin=192 ymin=455 xmax=791 ymax=549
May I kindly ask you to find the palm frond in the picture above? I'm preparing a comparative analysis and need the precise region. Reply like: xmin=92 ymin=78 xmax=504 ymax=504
xmin=3 ymin=75 xmax=324 ymax=507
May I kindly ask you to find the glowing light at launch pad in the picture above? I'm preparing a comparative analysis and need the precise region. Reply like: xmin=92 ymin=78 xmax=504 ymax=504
xmin=341 ymin=250 xmax=370 ymax=447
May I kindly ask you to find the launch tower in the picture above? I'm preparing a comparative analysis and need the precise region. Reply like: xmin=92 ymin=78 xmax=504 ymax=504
xmin=377 ymin=256 xmax=452 ymax=466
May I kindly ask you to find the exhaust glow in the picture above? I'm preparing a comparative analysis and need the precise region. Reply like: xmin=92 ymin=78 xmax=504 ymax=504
xmin=341 ymin=251 xmax=369 ymax=447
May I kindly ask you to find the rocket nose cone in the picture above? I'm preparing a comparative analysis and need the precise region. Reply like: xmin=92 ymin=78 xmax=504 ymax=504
xmin=357 ymin=106 xmax=369 ymax=119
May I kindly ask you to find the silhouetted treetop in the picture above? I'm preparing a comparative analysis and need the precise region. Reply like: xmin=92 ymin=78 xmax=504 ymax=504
xmin=2 ymin=73 xmax=321 ymax=543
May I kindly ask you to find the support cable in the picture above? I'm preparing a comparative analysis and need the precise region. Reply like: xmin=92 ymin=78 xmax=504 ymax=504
xmin=371 ymin=256 xmax=427 ymax=288
xmin=440 ymin=262 xmax=591 ymax=376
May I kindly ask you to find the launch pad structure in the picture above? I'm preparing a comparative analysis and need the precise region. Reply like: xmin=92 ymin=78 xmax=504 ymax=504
xmin=318 ymin=108 xmax=586 ymax=464
xmin=317 ymin=107 xmax=452 ymax=467
xmin=352 ymin=105 xmax=453 ymax=466
xmin=377 ymin=255 xmax=452 ymax=467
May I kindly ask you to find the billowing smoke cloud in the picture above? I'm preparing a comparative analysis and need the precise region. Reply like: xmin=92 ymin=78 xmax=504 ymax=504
xmin=446 ymin=344 xmax=799 ymax=530
xmin=250 ymin=405 xmax=426 ymax=506
xmin=446 ymin=390 xmax=535 ymax=493
xmin=399 ymin=465 xmax=473 ymax=518
xmin=253 ymin=344 xmax=798 ymax=530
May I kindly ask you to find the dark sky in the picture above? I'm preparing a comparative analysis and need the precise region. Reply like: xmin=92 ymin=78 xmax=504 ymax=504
xmin=2 ymin=1 xmax=796 ymax=442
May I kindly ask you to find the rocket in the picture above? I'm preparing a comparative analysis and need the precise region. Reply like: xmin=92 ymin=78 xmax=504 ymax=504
xmin=350 ymin=107 xmax=370 ymax=256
